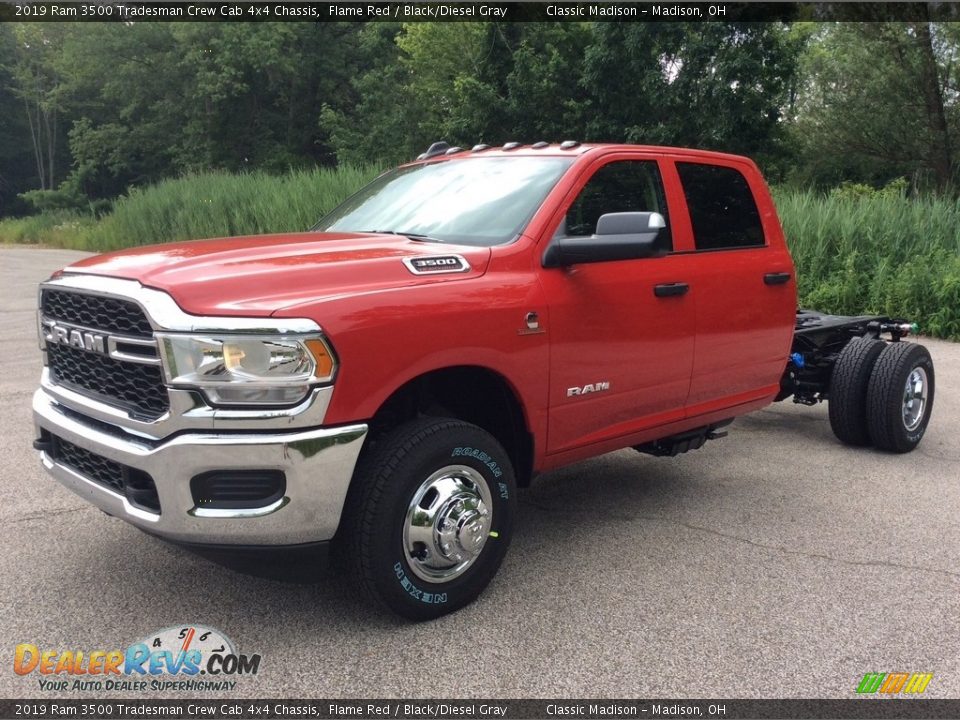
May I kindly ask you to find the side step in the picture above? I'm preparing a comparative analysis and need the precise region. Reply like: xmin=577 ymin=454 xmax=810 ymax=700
xmin=634 ymin=420 xmax=733 ymax=458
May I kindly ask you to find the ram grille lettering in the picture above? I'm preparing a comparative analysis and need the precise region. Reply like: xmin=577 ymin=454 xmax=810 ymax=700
xmin=44 ymin=322 xmax=106 ymax=355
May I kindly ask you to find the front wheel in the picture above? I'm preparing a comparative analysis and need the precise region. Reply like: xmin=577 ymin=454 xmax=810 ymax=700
xmin=337 ymin=417 xmax=516 ymax=620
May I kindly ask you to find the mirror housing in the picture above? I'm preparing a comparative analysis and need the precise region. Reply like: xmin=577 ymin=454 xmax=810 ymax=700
xmin=542 ymin=212 xmax=667 ymax=268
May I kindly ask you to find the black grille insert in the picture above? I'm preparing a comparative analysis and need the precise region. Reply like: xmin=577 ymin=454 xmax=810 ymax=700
xmin=50 ymin=433 xmax=161 ymax=514
xmin=42 ymin=289 xmax=153 ymax=338
xmin=46 ymin=343 xmax=169 ymax=420
xmin=191 ymin=470 xmax=286 ymax=510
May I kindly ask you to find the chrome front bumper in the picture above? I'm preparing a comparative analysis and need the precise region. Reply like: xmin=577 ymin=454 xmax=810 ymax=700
xmin=33 ymin=388 xmax=367 ymax=546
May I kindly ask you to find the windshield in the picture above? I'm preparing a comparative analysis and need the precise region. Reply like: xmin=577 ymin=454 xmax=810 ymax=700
xmin=314 ymin=157 xmax=574 ymax=246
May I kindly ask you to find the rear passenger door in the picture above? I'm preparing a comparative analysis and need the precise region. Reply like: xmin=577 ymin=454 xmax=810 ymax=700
xmin=670 ymin=158 xmax=796 ymax=414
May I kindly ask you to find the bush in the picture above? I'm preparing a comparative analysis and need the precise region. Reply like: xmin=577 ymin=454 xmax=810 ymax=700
xmin=775 ymin=186 xmax=960 ymax=340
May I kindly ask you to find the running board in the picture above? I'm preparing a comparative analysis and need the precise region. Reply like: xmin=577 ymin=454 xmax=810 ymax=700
xmin=633 ymin=420 xmax=733 ymax=457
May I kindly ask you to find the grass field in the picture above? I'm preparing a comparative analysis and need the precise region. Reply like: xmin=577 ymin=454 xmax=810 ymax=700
xmin=776 ymin=188 xmax=960 ymax=339
xmin=0 ymin=165 xmax=380 ymax=252
xmin=2 ymin=169 xmax=958 ymax=339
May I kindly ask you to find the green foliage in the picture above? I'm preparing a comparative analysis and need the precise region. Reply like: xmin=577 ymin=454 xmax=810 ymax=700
xmin=18 ymin=186 xmax=88 ymax=214
xmin=1 ymin=23 xmax=366 ymax=205
xmin=0 ymin=165 xmax=379 ymax=252
xmin=0 ymin=211 xmax=96 ymax=247
xmin=93 ymin=165 xmax=379 ymax=251
xmin=581 ymin=23 xmax=799 ymax=162
xmin=789 ymin=21 xmax=958 ymax=191
xmin=827 ymin=177 xmax=908 ymax=201
xmin=321 ymin=22 xmax=799 ymax=165
xmin=775 ymin=187 xmax=960 ymax=339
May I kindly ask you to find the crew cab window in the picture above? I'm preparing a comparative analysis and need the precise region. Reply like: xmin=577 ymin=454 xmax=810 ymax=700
xmin=560 ymin=160 xmax=672 ymax=251
xmin=676 ymin=162 xmax=764 ymax=250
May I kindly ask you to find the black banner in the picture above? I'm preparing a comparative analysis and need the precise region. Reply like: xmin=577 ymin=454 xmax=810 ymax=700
xmin=2 ymin=1 xmax=960 ymax=24
xmin=4 ymin=700 xmax=960 ymax=719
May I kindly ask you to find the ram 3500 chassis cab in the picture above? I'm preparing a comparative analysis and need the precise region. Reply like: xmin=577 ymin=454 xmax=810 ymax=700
xmin=33 ymin=143 xmax=935 ymax=619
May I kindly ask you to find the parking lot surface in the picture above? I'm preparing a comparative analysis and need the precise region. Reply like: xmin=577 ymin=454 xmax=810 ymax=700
xmin=2 ymin=246 xmax=958 ymax=699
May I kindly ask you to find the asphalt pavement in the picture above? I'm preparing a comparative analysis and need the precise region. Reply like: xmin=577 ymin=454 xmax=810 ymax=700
xmin=1 ymin=246 xmax=958 ymax=699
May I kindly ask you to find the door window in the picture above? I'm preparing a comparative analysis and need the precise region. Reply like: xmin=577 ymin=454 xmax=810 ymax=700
xmin=676 ymin=162 xmax=764 ymax=250
xmin=560 ymin=160 xmax=672 ymax=251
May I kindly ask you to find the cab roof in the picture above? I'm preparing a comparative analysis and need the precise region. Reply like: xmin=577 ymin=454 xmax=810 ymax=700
xmin=404 ymin=141 xmax=753 ymax=166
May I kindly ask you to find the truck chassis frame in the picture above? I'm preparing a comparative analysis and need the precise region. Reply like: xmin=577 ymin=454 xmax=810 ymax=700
xmin=781 ymin=309 xmax=914 ymax=405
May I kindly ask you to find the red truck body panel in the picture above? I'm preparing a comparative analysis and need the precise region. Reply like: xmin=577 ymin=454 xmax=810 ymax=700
xmin=61 ymin=144 xmax=797 ymax=475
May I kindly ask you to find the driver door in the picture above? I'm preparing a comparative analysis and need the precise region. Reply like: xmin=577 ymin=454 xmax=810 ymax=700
xmin=538 ymin=156 xmax=697 ymax=454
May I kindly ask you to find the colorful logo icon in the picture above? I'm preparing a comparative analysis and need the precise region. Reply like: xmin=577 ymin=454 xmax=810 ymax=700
xmin=856 ymin=672 xmax=933 ymax=695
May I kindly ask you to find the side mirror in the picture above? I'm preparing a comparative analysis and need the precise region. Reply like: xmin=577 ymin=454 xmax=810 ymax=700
xmin=542 ymin=212 xmax=667 ymax=268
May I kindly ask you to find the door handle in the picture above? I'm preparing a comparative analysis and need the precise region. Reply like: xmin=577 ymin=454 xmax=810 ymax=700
xmin=654 ymin=282 xmax=689 ymax=298
xmin=764 ymin=272 xmax=792 ymax=285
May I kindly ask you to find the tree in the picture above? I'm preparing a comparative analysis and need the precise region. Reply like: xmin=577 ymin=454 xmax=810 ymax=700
xmin=4 ymin=24 xmax=71 ymax=191
xmin=0 ymin=25 xmax=38 ymax=214
xmin=580 ymin=23 xmax=800 ymax=164
xmin=790 ymin=20 xmax=958 ymax=191
xmin=321 ymin=22 xmax=593 ymax=163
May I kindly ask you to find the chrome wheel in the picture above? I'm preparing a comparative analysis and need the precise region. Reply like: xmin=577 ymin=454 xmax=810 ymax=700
xmin=902 ymin=366 xmax=928 ymax=431
xmin=403 ymin=465 xmax=493 ymax=584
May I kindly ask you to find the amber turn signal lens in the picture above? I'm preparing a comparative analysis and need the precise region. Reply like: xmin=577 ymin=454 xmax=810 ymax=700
xmin=305 ymin=338 xmax=336 ymax=380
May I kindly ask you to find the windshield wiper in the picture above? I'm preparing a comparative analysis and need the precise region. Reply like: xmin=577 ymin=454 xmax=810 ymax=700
xmin=361 ymin=229 xmax=444 ymax=243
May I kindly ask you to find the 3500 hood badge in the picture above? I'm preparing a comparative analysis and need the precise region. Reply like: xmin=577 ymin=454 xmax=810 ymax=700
xmin=403 ymin=255 xmax=471 ymax=275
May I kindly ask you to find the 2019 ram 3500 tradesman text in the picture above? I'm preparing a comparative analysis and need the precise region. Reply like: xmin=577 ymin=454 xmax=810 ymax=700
xmin=33 ymin=142 xmax=936 ymax=619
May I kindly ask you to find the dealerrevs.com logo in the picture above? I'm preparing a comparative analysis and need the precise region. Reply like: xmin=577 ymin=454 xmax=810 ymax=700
xmin=14 ymin=625 xmax=261 ymax=692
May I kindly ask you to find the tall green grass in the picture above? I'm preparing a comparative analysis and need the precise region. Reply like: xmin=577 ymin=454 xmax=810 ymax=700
xmin=775 ymin=188 xmax=960 ymax=339
xmin=2 ymin=168 xmax=959 ymax=339
xmin=0 ymin=211 xmax=98 ymax=248
xmin=0 ymin=165 xmax=380 ymax=251
xmin=93 ymin=165 xmax=380 ymax=251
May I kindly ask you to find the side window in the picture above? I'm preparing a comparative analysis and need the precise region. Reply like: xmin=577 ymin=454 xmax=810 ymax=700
xmin=676 ymin=162 xmax=764 ymax=251
xmin=560 ymin=160 xmax=672 ymax=251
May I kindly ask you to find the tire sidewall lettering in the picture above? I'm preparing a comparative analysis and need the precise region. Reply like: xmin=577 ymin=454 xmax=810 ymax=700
xmin=451 ymin=446 xmax=504 ymax=481
xmin=392 ymin=562 xmax=448 ymax=605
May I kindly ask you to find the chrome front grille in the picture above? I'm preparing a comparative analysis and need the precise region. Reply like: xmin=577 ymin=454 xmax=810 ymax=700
xmin=41 ymin=289 xmax=169 ymax=420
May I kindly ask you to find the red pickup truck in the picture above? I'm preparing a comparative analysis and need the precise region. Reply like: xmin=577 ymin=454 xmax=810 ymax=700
xmin=33 ymin=142 xmax=935 ymax=619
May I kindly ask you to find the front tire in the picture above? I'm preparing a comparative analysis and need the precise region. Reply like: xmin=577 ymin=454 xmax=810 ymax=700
xmin=866 ymin=342 xmax=935 ymax=453
xmin=338 ymin=417 xmax=516 ymax=620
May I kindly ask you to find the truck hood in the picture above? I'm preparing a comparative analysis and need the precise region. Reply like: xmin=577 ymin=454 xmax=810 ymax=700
xmin=64 ymin=232 xmax=492 ymax=316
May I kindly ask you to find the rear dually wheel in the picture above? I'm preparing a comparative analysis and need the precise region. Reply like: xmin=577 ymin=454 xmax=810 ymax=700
xmin=866 ymin=342 xmax=935 ymax=453
xmin=828 ymin=337 xmax=886 ymax=446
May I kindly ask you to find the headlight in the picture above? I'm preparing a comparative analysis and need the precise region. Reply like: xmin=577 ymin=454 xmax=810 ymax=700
xmin=157 ymin=333 xmax=336 ymax=406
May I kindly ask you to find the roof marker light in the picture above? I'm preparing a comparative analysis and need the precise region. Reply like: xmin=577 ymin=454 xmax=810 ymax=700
xmin=420 ymin=141 xmax=450 ymax=160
